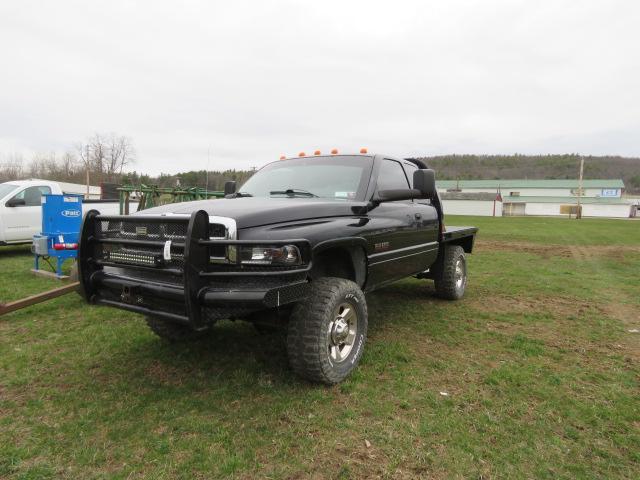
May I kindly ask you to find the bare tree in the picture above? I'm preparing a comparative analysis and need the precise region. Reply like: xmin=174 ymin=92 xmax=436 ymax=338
xmin=1 ymin=133 xmax=135 ymax=186
xmin=0 ymin=152 xmax=25 ymax=181
xmin=28 ymin=152 xmax=49 ymax=178
xmin=106 ymin=133 xmax=135 ymax=180
xmin=43 ymin=152 xmax=61 ymax=179
xmin=89 ymin=134 xmax=107 ymax=181
xmin=75 ymin=133 xmax=135 ymax=183
xmin=60 ymin=151 xmax=79 ymax=179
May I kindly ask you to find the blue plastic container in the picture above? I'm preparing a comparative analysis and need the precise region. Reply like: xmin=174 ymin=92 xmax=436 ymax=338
xmin=33 ymin=194 xmax=83 ymax=277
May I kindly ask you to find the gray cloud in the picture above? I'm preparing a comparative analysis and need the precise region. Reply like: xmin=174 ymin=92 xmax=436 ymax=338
xmin=1 ymin=0 xmax=638 ymax=174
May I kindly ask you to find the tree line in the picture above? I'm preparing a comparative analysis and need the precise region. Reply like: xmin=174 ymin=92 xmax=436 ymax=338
xmin=0 ymin=133 xmax=253 ymax=192
xmin=415 ymin=154 xmax=640 ymax=193
xmin=0 ymin=133 xmax=135 ymax=185
xmin=2 ymin=145 xmax=639 ymax=194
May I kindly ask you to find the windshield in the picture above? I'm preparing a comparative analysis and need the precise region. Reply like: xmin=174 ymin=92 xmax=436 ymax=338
xmin=239 ymin=156 xmax=373 ymax=201
xmin=0 ymin=183 xmax=18 ymax=199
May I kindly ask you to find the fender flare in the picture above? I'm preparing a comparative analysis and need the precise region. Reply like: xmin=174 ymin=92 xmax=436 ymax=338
xmin=312 ymin=237 xmax=369 ymax=287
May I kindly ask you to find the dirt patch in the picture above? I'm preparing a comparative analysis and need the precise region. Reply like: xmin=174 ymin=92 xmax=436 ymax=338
xmin=249 ymin=436 xmax=395 ymax=480
xmin=145 ymin=361 xmax=187 ymax=386
xmin=467 ymin=293 xmax=640 ymax=361
xmin=476 ymin=240 xmax=572 ymax=258
xmin=468 ymin=294 xmax=590 ymax=319
xmin=565 ymin=244 xmax=640 ymax=262
xmin=599 ymin=298 xmax=640 ymax=359
xmin=600 ymin=301 xmax=639 ymax=326
xmin=476 ymin=240 xmax=640 ymax=260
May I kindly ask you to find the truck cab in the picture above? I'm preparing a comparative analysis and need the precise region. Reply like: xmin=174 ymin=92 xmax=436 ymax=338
xmin=0 ymin=180 xmax=58 ymax=244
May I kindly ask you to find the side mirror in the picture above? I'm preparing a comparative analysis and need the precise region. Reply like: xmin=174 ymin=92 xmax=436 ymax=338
xmin=375 ymin=188 xmax=422 ymax=203
xmin=6 ymin=198 xmax=26 ymax=207
xmin=413 ymin=169 xmax=436 ymax=198
xmin=224 ymin=181 xmax=237 ymax=196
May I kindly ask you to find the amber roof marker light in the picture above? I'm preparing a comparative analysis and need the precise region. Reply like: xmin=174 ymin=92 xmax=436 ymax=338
xmin=360 ymin=148 xmax=368 ymax=154
xmin=330 ymin=148 xmax=339 ymax=155
xmin=314 ymin=150 xmax=321 ymax=155
xmin=298 ymin=151 xmax=306 ymax=157
xmin=279 ymin=155 xmax=286 ymax=160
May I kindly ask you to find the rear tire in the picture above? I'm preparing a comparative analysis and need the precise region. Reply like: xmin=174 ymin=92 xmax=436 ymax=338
xmin=434 ymin=245 xmax=467 ymax=300
xmin=146 ymin=317 xmax=209 ymax=342
xmin=287 ymin=277 xmax=367 ymax=384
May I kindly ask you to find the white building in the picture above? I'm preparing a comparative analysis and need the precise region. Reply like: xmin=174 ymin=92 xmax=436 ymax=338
xmin=437 ymin=179 xmax=625 ymax=198
xmin=436 ymin=179 xmax=635 ymax=218
xmin=501 ymin=196 xmax=633 ymax=218
xmin=441 ymin=192 xmax=502 ymax=216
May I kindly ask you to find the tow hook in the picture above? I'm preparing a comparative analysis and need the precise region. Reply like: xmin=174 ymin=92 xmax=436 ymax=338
xmin=121 ymin=285 xmax=144 ymax=305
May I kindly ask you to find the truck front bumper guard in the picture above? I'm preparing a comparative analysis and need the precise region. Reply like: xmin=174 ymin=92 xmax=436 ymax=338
xmin=78 ymin=210 xmax=312 ymax=328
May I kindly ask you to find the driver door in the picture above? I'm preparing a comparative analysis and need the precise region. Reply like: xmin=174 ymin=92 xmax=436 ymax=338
xmin=366 ymin=159 xmax=424 ymax=286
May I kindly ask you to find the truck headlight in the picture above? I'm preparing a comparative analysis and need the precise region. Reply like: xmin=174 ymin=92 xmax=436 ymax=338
xmin=240 ymin=245 xmax=302 ymax=266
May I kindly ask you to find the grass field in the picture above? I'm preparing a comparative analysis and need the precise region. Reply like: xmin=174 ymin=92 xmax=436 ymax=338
xmin=1 ymin=216 xmax=638 ymax=479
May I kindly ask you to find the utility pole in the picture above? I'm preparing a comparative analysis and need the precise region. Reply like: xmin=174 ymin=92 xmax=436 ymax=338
xmin=205 ymin=147 xmax=210 ymax=193
xmin=85 ymin=144 xmax=90 ymax=199
xmin=577 ymin=156 xmax=584 ymax=219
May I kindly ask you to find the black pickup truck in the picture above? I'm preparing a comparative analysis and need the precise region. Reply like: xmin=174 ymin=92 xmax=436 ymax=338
xmin=77 ymin=153 xmax=477 ymax=384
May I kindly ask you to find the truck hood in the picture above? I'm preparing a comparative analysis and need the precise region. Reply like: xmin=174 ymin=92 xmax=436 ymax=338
xmin=137 ymin=197 xmax=368 ymax=229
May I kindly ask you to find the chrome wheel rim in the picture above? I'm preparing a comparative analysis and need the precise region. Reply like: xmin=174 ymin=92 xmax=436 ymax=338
xmin=455 ymin=257 xmax=466 ymax=290
xmin=327 ymin=302 xmax=358 ymax=363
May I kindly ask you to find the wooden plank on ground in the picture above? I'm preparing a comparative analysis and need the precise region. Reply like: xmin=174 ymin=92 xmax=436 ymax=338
xmin=31 ymin=269 xmax=70 ymax=280
xmin=0 ymin=282 xmax=80 ymax=317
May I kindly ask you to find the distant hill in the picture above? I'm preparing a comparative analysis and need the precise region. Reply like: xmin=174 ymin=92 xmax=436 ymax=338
xmin=122 ymin=154 xmax=640 ymax=195
xmin=415 ymin=154 xmax=640 ymax=194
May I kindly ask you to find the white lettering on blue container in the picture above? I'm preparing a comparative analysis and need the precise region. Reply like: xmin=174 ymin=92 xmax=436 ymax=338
xmin=61 ymin=210 xmax=81 ymax=217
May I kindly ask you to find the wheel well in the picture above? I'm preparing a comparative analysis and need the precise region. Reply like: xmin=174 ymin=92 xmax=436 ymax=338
xmin=311 ymin=246 xmax=366 ymax=287
xmin=444 ymin=236 xmax=474 ymax=253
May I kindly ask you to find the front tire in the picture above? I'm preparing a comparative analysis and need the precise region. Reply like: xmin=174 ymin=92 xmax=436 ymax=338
xmin=146 ymin=317 xmax=210 ymax=342
xmin=434 ymin=245 xmax=467 ymax=300
xmin=287 ymin=277 xmax=368 ymax=384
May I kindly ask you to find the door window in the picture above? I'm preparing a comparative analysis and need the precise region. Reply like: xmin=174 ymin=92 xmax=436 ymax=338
xmin=403 ymin=163 xmax=418 ymax=187
xmin=10 ymin=186 xmax=51 ymax=206
xmin=377 ymin=159 xmax=410 ymax=191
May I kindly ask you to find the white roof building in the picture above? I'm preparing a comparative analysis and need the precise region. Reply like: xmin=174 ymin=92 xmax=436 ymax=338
xmin=436 ymin=179 xmax=625 ymax=198
xmin=436 ymin=179 xmax=634 ymax=218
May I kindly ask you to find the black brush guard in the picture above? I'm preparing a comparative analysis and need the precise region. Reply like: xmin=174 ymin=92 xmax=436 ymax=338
xmin=77 ymin=210 xmax=312 ymax=329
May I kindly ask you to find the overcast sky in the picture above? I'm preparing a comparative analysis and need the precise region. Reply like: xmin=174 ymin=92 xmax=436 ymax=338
xmin=1 ymin=0 xmax=639 ymax=174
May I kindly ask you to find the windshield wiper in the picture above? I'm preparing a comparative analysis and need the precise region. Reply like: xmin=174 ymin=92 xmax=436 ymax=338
xmin=269 ymin=188 xmax=318 ymax=197
xmin=225 ymin=191 xmax=253 ymax=198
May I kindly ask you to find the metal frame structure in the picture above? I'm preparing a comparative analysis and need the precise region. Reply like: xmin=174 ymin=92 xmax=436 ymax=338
xmin=117 ymin=185 xmax=225 ymax=215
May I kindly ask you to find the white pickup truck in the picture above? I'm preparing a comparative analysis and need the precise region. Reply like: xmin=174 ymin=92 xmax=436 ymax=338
xmin=0 ymin=180 xmax=126 ymax=245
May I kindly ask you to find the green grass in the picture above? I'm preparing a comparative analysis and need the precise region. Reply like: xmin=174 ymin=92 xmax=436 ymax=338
xmin=450 ymin=215 xmax=640 ymax=245
xmin=1 ymin=216 xmax=639 ymax=479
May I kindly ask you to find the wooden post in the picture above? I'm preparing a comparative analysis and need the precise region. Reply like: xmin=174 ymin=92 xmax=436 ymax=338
xmin=577 ymin=157 xmax=584 ymax=219
xmin=0 ymin=283 xmax=79 ymax=317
